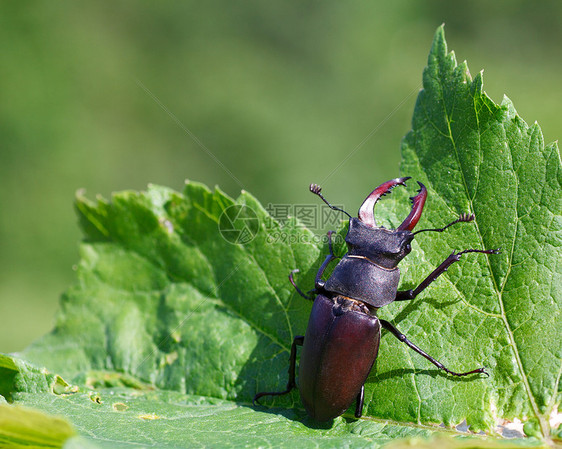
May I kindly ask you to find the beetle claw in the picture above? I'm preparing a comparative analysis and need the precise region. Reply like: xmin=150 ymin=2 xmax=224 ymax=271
xmin=477 ymin=248 xmax=502 ymax=255
xmin=458 ymin=212 xmax=475 ymax=223
xmin=358 ymin=177 xmax=411 ymax=227
xmin=397 ymin=182 xmax=427 ymax=231
xmin=252 ymin=394 xmax=263 ymax=406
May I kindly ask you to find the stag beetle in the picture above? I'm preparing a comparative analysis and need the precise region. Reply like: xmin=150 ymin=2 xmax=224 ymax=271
xmin=254 ymin=177 xmax=499 ymax=421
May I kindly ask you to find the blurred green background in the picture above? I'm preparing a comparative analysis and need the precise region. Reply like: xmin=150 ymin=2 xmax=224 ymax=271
xmin=1 ymin=1 xmax=561 ymax=353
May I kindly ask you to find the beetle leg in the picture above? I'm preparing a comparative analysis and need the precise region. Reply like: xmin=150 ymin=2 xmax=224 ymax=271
xmin=289 ymin=269 xmax=315 ymax=300
xmin=354 ymin=385 xmax=365 ymax=418
xmin=289 ymin=231 xmax=338 ymax=299
xmin=395 ymin=248 xmax=501 ymax=301
xmin=253 ymin=336 xmax=304 ymax=406
xmin=380 ymin=320 xmax=488 ymax=377
xmin=314 ymin=231 xmax=337 ymax=291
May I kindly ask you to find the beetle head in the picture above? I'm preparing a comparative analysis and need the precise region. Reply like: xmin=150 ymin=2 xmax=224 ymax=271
xmin=347 ymin=178 xmax=427 ymax=268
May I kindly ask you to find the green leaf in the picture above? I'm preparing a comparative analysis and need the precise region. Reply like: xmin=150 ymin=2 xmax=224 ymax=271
xmin=5 ymin=26 xmax=560 ymax=447
xmin=0 ymin=403 xmax=76 ymax=449
xmin=397 ymin=25 xmax=561 ymax=439
xmin=1 ymin=354 xmax=547 ymax=448
xmin=24 ymin=182 xmax=321 ymax=404
xmin=0 ymin=354 xmax=73 ymax=402
xmin=11 ymin=388 xmax=546 ymax=449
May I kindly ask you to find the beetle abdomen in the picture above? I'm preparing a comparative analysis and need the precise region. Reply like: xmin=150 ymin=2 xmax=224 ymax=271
xmin=298 ymin=294 xmax=381 ymax=421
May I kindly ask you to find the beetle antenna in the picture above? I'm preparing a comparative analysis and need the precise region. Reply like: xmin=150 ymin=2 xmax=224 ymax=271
xmin=413 ymin=213 xmax=475 ymax=235
xmin=310 ymin=184 xmax=352 ymax=219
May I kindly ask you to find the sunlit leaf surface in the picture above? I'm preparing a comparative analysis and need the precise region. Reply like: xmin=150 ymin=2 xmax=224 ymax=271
xmin=1 ymin=26 xmax=559 ymax=448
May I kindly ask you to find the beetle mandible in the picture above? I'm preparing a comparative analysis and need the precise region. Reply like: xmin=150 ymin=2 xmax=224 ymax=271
xmin=254 ymin=177 xmax=499 ymax=421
